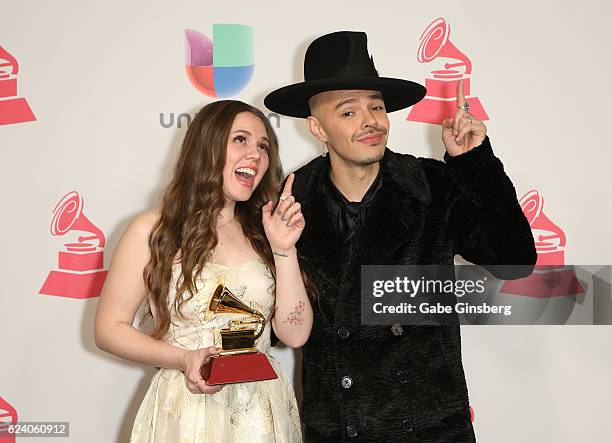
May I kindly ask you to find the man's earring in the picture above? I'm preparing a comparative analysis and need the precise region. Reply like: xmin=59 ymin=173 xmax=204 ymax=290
xmin=322 ymin=142 xmax=328 ymax=158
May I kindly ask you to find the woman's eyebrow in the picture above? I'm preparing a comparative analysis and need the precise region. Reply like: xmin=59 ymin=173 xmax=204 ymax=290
xmin=231 ymin=129 xmax=252 ymax=135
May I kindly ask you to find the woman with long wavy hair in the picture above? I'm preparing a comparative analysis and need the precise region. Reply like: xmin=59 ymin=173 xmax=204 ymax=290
xmin=94 ymin=100 xmax=312 ymax=442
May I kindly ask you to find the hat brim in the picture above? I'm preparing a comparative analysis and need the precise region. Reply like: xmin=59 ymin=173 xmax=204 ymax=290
xmin=264 ymin=77 xmax=426 ymax=118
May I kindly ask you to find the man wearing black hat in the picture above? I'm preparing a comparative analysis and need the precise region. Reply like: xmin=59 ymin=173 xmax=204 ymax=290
xmin=265 ymin=31 xmax=536 ymax=441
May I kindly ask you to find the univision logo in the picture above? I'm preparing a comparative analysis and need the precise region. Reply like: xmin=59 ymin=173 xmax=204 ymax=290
xmin=160 ymin=111 xmax=280 ymax=129
xmin=185 ymin=24 xmax=254 ymax=97
xmin=160 ymin=24 xmax=277 ymax=129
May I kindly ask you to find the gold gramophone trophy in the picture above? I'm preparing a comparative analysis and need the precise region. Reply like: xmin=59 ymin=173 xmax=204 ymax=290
xmin=200 ymin=283 xmax=277 ymax=385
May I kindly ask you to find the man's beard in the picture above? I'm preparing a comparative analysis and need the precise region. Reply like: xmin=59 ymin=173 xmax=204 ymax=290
xmin=356 ymin=152 xmax=384 ymax=165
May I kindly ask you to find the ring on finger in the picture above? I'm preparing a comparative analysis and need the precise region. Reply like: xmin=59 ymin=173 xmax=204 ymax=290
xmin=279 ymin=195 xmax=295 ymax=205
xmin=281 ymin=197 xmax=295 ymax=218
xmin=459 ymin=102 xmax=470 ymax=113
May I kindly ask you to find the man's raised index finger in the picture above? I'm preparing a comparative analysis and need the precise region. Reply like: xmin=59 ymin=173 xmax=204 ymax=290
xmin=456 ymin=79 xmax=466 ymax=108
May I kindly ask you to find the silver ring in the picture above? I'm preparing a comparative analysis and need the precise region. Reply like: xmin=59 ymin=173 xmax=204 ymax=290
xmin=279 ymin=194 xmax=289 ymax=201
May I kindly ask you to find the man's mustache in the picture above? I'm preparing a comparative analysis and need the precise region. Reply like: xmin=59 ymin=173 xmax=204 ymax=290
xmin=353 ymin=127 xmax=388 ymax=141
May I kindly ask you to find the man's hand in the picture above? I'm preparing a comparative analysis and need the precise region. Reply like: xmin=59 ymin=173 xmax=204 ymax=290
xmin=442 ymin=79 xmax=487 ymax=156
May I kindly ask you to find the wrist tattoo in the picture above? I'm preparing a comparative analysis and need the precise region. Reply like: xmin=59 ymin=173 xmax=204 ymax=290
xmin=283 ymin=300 xmax=305 ymax=326
xmin=273 ymin=251 xmax=289 ymax=258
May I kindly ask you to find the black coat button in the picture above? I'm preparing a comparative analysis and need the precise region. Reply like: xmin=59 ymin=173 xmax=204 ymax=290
xmin=402 ymin=418 xmax=414 ymax=432
xmin=346 ymin=424 xmax=358 ymax=438
xmin=341 ymin=376 xmax=353 ymax=389
xmin=337 ymin=327 xmax=350 ymax=339
xmin=391 ymin=324 xmax=404 ymax=336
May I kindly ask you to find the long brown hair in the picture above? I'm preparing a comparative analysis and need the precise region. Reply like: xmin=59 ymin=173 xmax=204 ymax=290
xmin=143 ymin=100 xmax=284 ymax=339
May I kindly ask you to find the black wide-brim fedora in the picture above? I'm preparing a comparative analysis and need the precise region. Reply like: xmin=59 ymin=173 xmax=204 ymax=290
xmin=264 ymin=31 xmax=426 ymax=118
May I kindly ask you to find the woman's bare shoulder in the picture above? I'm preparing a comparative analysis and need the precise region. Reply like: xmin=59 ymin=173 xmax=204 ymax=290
xmin=128 ymin=207 xmax=162 ymax=237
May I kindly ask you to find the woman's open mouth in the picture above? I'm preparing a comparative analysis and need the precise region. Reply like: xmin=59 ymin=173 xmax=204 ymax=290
xmin=234 ymin=167 xmax=257 ymax=187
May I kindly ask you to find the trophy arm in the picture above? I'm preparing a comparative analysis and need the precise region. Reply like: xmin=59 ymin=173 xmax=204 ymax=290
xmin=253 ymin=316 xmax=265 ymax=340
xmin=228 ymin=312 xmax=266 ymax=339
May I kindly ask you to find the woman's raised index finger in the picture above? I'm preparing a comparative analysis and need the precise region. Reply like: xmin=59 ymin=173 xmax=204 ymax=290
xmin=282 ymin=173 xmax=295 ymax=196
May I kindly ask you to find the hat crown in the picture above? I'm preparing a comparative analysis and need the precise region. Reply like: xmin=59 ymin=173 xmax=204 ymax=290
xmin=264 ymin=30 xmax=426 ymax=118
xmin=304 ymin=31 xmax=379 ymax=81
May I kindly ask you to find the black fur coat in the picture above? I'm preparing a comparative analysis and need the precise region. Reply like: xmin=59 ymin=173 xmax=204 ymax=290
xmin=290 ymin=137 xmax=536 ymax=442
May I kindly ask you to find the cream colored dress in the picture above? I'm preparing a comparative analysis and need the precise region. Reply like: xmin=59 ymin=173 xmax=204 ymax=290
xmin=130 ymin=260 xmax=302 ymax=443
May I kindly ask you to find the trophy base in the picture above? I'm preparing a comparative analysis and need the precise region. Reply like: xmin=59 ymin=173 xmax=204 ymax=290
xmin=200 ymin=352 xmax=277 ymax=385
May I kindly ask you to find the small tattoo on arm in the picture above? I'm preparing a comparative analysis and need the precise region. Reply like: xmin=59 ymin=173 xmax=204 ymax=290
xmin=283 ymin=300 xmax=305 ymax=326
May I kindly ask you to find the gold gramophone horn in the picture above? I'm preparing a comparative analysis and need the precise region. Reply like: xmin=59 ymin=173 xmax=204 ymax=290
xmin=206 ymin=284 xmax=266 ymax=354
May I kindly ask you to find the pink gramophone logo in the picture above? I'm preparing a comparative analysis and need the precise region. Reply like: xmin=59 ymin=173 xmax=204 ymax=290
xmin=0 ymin=46 xmax=35 ymax=126
xmin=0 ymin=396 xmax=17 ymax=443
xmin=502 ymin=190 xmax=585 ymax=298
xmin=39 ymin=191 xmax=108 ymax=299
xmin=407 ymin=18 xmax=488 ymax=125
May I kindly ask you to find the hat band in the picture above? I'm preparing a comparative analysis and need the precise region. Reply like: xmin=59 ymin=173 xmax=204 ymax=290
xmin=306 ymin=63 xmax=379 ymax=81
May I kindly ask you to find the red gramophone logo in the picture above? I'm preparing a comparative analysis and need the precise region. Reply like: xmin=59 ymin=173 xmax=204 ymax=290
xmin=0 ymin=46 xmax=35 ymax=126
xmin=39 ymin=192 xmax=108 ymax=299
xmin=407 ymin=18 xmax=488 ymax=125
xmin=0 ymin=396 xmax=17 ymax=443
xmin=502 ymin=190 xmax=585 ymax=298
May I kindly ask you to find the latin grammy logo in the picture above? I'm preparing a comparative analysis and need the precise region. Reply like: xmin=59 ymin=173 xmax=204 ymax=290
xmin=407 ymin=17 xmax=488 ymax=125
xmin=521 ymin=190 xmax=566 ymax=266
xmin=0 ymin=46 xmax=35 ymax=126
xmin=0 ymin=395 xmax=18 ymax=443
xmin=501 ymin=190 xmax=585 ymax=298
xmin=39 ymin=191 xmax=108 ymax=299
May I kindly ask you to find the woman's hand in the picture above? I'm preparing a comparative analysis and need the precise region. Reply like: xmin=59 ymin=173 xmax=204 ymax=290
xmin=262 ymin=173 xmax=305 ymax=252
xmin=179 ymin=346 xmax=224 ymax=394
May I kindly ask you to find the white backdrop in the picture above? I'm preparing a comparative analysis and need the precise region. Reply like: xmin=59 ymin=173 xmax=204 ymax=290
xmin=2 ymin=1 xmax=611 ymax=441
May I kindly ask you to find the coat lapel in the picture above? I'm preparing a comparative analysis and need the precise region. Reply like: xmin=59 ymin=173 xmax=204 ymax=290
xmin=294 ymin=148 xmax=432 ymax=285
xmin=294 ymin=157 xmax=345 ymax=287
xmin=347 ymin=148 xmax=432 ymax=269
